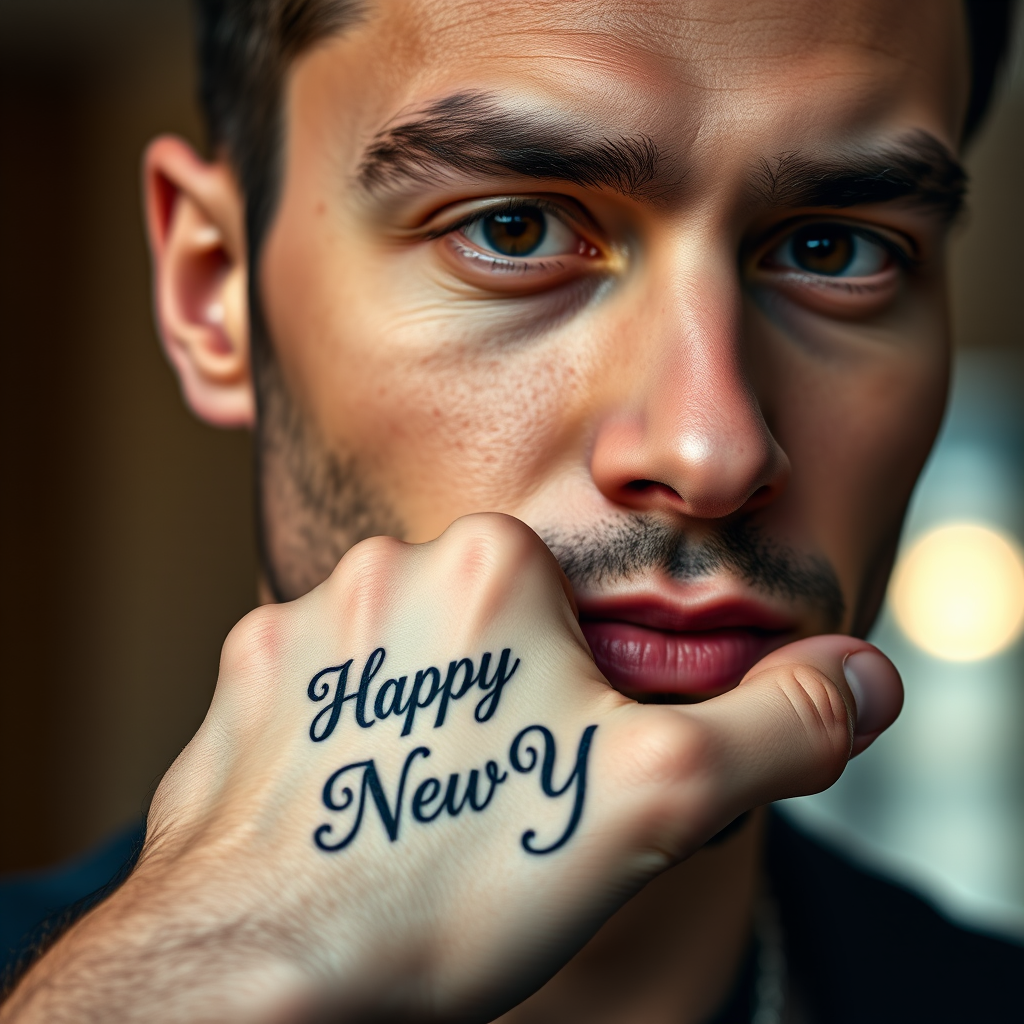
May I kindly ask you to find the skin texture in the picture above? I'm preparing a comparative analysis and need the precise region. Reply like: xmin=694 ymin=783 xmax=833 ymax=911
xmin=1 ymin=1 xmax=966 ymax=1021
xmin=255 ymin=0 xmax=963 ymax=627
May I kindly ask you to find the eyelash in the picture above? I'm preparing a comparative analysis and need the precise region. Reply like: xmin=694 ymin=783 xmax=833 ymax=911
xmin=760 ymin=222 xmax=916 ymax=280
xmin=428 ymin=197 xmax=597 ymax=272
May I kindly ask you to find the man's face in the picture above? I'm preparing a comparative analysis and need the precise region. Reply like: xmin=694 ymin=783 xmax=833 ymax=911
xmin=255 ymin=0 xmax=968 ymax=699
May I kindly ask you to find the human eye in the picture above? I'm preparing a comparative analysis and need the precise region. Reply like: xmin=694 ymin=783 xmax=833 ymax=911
xmin=754 ymin=220 xmax=914 ymax=317
xmin=771 ymin=223 xmax=899 ymax=277
xmin=429 ymin=197 xmax=606 ymax=294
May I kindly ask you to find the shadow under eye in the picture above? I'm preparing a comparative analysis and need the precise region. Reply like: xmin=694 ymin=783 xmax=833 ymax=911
xmin=444 ymin=273 xmax=614 ymax=353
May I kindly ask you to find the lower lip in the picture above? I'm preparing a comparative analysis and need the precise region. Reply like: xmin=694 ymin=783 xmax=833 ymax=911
xmin=580 ymin=621 xmax=789 ymax=698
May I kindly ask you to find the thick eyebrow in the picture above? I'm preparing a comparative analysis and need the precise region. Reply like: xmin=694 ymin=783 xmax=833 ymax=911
xmin=357 ymin=91 xmax=665 ymax=200
xmin=752 ymin=131 xmax=967 ymax=222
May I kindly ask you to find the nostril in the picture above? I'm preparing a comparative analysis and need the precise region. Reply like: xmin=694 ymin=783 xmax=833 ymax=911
xmin=622 ymin=479 xmax=685 ymax=506
xmin=742 ymin=483 xmax=776 ymax=512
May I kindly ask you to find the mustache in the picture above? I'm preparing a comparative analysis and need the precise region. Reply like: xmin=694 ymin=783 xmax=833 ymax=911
xmin=541 ymin=515 xmax=845 ymax=629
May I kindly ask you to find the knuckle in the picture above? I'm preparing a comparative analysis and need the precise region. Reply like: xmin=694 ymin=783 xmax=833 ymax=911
xmin=444 ymin=513 xmax=549 ymax=590
xmin=449 ymin=512 xmax=544 ymax=561
xmin=607 ymin=711 xmax=721 ymax=854
xmin=337 ymin=534 xmax=403 ymax=578
xmin=333 ymin=535 xmax=404 ymax=603
xmin=614 ymin=710 xmax=714 ymax=788
xmin=220 ymin=605 xmax=285 ymax=679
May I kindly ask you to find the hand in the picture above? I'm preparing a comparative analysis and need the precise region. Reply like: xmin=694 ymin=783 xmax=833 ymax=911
xmin=2 ymin=514 xmax=901 ymax=1023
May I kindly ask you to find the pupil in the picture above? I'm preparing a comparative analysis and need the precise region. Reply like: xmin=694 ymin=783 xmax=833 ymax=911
xmin=483 ymin=207 xmax=546 ymax=256
xmin=792 ymin=225 xmax=854 ymax=275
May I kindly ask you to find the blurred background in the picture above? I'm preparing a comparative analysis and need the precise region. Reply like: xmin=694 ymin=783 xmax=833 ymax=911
xmin=1 ymin=0 xmax=1021 ymax=941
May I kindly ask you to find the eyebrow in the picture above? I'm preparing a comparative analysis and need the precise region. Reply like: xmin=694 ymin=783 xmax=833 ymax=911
xmin=752 ymin=132 xmax=968 ymax=222
xmin=358 ymin=92 xmax=967 ymax=223
xmin=357 ymin=92 xmax=665 ymax=200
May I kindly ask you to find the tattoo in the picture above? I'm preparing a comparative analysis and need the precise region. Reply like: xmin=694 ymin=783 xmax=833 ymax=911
xmin=313 ymin=724 xmax=596 ymax=855
xmin=509 ymin=724 xmax=596 ymax=854
xmin=308 ymin=648 xmax=596 ymax=855
xmin=307 ymin=647 xmax=521 ymax=740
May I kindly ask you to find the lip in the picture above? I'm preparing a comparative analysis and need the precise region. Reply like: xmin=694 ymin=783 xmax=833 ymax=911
xmin=577 ymin=596 xmax=797 ymax=700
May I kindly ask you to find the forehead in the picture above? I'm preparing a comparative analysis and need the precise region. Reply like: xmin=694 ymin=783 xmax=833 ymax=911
xmin=291 ymin=0 xmax=968 ymax=159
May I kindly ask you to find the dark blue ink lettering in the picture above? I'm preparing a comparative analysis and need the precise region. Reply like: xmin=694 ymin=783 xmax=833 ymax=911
xmin=411 ymin=777 xmax=443 ymax=823
xmin=401 ymin=666 xmax=441 ymax=736
xmin=315 ymin=749 xmax=512 ymax=851
xmin=307 ymin=661 xmax=353 ymax=742
xmin=510 ymin=724 xmax=597 ymax=855
xmin=433 ymin=658 xmax=476 ymax=728
xmin=309 ymin=648 xmax=520 ymax=738
xmin=373 ymin=676 xmax=407 ymax=721
xmin=474 ymin=648 xmax=521 ymax=723
xmin=442 ymin=772 xmax=472 ymax=816
xmin=314 ymin=745 xmax=429 ymax=850
xmin=355 ymin=648 xmax=386 ymax=729
xmin=307 ymin=648 xmax=386 ymax=741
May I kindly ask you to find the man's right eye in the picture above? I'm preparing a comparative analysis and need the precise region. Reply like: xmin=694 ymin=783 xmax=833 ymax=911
xmin=425 ymin=196 xmax=608 ymax=296
xmin=459 ymin=203 xmax=587 ymax=261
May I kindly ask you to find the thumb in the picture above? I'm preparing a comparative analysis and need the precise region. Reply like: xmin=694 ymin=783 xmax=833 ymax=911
xmin=681 ymin=635 xmax=903 ymax=817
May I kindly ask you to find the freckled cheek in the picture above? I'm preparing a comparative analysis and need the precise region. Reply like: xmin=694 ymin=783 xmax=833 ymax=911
xmin=361 ymin=360 xmax=580 ymax=538
xmin=288 ymin=316 xmax=582 ymax=540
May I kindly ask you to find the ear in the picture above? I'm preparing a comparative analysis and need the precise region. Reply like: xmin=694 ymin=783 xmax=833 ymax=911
xmin=144 ymin=135 xmax=255 ymax=428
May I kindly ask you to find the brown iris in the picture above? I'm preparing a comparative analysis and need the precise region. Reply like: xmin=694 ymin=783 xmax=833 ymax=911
xmin=482 ymin=206 xmax=546 ymax=256
xmin=791 ymin=224 xmax=856 ymax=275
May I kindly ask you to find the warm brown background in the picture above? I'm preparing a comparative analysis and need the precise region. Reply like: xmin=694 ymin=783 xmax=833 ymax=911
xmin=1 ymin=1 xmax=1021 ymax=873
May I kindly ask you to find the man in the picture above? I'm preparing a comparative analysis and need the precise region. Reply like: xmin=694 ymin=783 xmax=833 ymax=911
xmin=1 ymin=0 xmax=1020 ymax=1020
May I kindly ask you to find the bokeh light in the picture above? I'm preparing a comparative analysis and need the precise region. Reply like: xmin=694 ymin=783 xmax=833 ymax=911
xmin=891 ymin=522 xmax=1024 ymax=661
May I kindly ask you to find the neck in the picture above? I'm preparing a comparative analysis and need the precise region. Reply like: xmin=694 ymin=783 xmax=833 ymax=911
xmin=499 ymin=808 xmax=765 ymax=1024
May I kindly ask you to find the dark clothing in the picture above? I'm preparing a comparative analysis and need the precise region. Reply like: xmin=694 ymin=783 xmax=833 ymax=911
xmin=765 ymin=812 xmax=1022 ymax=1023
xmin=2 ymin=812 xmax=1020 ymax=1018
xmin=1 ymin=823 xmax=143 ymax=992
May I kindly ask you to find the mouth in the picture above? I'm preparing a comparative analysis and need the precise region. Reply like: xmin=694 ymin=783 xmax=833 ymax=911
xmin=577 ymin=596 xmax=797 ymax=701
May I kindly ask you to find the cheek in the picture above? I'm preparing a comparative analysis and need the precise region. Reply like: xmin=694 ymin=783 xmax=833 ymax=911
xmin=354 ymin=340 xmax=585 ymax=539
xmin=753 ymin=291 xmax=949 ymax=612
xmin=261 ymin=210 xmax=591 ymax=540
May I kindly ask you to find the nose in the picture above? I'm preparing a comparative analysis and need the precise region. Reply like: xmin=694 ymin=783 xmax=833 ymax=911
xmin=590 ymin=274 xmax=789 ymax=521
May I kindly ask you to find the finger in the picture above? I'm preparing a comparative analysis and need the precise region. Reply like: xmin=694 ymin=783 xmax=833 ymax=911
xmin=677 ymin=635 xmax=902 ymax=820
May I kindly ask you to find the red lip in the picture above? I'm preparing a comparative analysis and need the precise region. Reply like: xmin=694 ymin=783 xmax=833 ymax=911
xmin=578 ymin=597 xmax=796 ymax=699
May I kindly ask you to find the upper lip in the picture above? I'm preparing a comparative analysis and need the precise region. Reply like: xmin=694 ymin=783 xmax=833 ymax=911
xmin=575 ymin=593 xmax=798 ymax=634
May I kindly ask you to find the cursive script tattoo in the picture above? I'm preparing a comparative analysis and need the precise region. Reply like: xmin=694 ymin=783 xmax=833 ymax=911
xmin=307 ymin=647 xmax=521 ymax=741
xmin=509 ymin=724 xmax=597 ymax=854
xmin=314 ymin=723 xmax=597 ymax=855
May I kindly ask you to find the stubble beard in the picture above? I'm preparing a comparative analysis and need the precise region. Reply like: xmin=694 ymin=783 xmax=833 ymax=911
xmin=252 ymin=309 xmax=844 ymax=627
xmin=254 ymin=339 xmax=406 ymax=604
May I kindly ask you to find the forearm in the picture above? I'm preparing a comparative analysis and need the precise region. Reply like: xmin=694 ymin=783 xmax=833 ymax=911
xmin=0 ymin=876 xmax=314 ymax=1024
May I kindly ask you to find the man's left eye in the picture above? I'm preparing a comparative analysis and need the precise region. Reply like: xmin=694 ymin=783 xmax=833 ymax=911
xmin=461 ymin=205 xmax=580 ymax=259
xmin=770 ymin=224 xmax=894 ymax=277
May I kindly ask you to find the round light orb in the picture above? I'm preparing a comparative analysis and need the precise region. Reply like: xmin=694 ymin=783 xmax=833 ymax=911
xmin=890 ymin=522 xmax=1024 ymax=661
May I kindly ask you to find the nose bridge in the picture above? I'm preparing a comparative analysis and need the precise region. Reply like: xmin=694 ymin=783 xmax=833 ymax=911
xmin=590 ymin=258 xmax=789 ymax=520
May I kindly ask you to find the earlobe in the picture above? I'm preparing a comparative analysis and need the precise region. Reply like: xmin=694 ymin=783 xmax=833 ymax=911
xmin=144 ymin=135 xmax=255 ymax=428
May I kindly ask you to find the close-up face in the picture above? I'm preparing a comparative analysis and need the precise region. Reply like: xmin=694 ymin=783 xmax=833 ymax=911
xmin=254 ymin=0 xmax=969 ymax=700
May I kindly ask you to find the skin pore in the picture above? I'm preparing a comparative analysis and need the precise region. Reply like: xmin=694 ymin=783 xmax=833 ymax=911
xmin=137 ymin=1 xmax=968 ymax=1021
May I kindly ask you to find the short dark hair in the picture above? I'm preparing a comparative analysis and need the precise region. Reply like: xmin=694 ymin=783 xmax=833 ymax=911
xmin=195 ymin=0 xmax=364 ymax=264
xmin=194 ymin=0 xmax=1016 ymax=274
